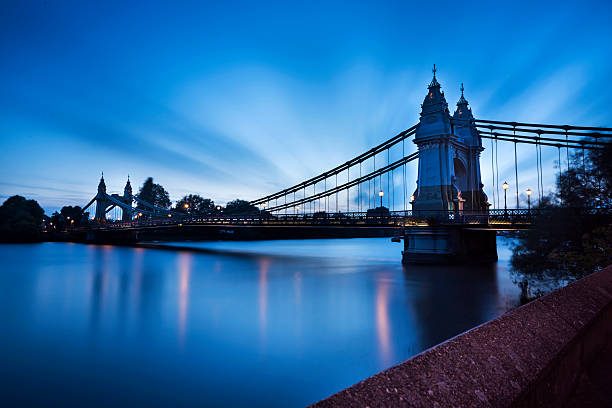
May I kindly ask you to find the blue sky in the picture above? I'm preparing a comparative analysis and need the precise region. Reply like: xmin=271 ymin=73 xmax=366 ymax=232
xmin=1 ymin=0 xmax=611 ymax=213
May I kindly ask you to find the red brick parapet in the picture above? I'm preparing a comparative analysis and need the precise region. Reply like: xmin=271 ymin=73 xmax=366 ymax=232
xmin=311 ymin=266 xmax=612 ymax=407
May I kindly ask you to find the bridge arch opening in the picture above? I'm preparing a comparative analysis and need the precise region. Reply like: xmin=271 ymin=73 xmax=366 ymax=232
xmin=453 ymin=158 xmax=467 ymax=192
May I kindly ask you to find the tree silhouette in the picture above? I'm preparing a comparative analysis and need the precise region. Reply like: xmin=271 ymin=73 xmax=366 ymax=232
xmin=175 ymin=194 xmax=215 ymax=215
xmin=224 ymin=199 xmax=259 ymax=216
xmin=136 ymin=177 xmax=171 ymax=210
xmin=0 ymin=195 xmax=45 ymax=242
xmin=511 ymin=137 xmax=612 ymax=300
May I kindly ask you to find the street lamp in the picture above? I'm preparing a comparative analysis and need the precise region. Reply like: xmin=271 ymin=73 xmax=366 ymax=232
xmin=184 ymin=203 xmax=189 ymax=209
xmin=216 ymin=205 xmax=221 ymax=212
xmin=378 ymin=190 xmax=384 ymax=208
xmin=526 ymin=188 xmax=532 ymax=211
xmin=502 ymin=181 xmax=509 ymax=212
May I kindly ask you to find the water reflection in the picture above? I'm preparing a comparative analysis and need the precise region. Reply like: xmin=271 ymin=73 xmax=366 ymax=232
xmin=0 ymin=238 xmax=520 ymax=407
xmin=177 ymin=252 xmax=192 ymax=346
xmin=259 ymin=257 xmax=269 ymax=343
xmin=402 ymin=262 xmax=501 ymax=350
xmin=375 ymin=277 xmax=391 ymax=366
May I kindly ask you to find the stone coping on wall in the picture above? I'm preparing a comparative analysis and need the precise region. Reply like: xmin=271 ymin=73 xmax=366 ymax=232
xmin=311 ymin=265 xmax=612 ymax=407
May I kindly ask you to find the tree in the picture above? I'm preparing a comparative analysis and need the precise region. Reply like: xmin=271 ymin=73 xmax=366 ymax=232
xmin=136 ymin=177 xmax=171 ymax=210
xmin=59 ymin=205 xmax=87 ymax=226
xmin=224 ymin=199 xmax=259 ymax=216
xmin=511 ymin=138 xmax=612 ymax=301
xmin=0 ymin=195 xmax=45 ymax=242
xmin=49 ymin=211 xmax=65 ymax=230
xmin=175 ymin=194 xmax=215 ymax=215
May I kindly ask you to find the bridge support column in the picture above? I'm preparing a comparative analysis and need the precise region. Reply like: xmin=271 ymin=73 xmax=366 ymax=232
xmin=411 ymin=70 xmax=489 ymax=217
xmin=402 ymin=225 xmax=497 ymax=264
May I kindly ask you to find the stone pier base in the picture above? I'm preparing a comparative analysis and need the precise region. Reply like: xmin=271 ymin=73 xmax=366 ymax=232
xmin=402 ymin=225 xmax=497 ymax=264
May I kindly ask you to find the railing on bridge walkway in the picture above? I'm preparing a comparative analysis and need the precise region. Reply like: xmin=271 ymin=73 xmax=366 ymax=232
xmin=74 ymin=208 xmax=612 ymax=232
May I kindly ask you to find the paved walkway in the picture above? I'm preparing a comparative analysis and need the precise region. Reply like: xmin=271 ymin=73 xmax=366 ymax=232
xmin=565 ymin=340 xmax=612 ymax=407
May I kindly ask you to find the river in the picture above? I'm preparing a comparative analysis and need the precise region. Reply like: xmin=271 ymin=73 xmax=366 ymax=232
xmin=0 ymin=236 xmax=520 ymax=407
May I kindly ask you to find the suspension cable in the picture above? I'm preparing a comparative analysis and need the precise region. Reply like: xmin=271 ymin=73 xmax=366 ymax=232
xmin=263 ymin=152 xmax=418 ymax=212
xmin=324 ymin=179 xmax=326 ymax=213
xmin=539 ymin=142 xmax=544 ymax=201
xmin=403 ymin=138 xmax=406 ymax=212
xmin=538 ymin=133 xmax=544 ymax=202
xmin=514 ymin=125 xmax=519 ymax=208
xmin=490 ymin=129 xmax=496 ymax=209
xmin=373 ymin=154 xmax=376 ymax=207
xmin=387 ymin=148 xmax=390 ymax=208
xmin=535 ymin=134 xmax=541 ymax=203
xmin=566 ymin=129 xmax=569 ymax=206
xmin=347 ymin=167 xmax=350 ymax=212
xmin=495 ymin=133 xmax=500 ymax=208
xmin=359 ymin=161 xmax=361 ymax=212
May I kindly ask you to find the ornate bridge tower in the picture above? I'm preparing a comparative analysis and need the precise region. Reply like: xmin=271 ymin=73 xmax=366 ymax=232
xmin=412 ymin=66 xmax=488 ymax=214
xmin=93 ymin=174 xmax=134 ymax=222
xmin=120 ymin=177 xmax=133 ymax=221
xmin=94 ymin=174 xmax=110 ymax=222
xmin=403 ymin=67 xmax=495 ymax=264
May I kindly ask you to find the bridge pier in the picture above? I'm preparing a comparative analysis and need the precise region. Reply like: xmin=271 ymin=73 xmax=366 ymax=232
xmin=402 ymin=225 xmax=497 ymax=264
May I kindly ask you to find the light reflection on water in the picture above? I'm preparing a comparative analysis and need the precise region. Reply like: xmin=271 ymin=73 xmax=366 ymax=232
xmin=0 ymin=237 xmax=520 ymax=407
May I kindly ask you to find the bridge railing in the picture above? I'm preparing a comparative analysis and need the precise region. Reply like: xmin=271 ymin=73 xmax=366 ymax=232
xmin=69 ymin=207 xmax=612 ymax=231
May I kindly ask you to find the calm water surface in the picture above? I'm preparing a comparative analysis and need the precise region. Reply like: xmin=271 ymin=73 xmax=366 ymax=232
xmin=0 ymin=237 xmax=520 ymax=407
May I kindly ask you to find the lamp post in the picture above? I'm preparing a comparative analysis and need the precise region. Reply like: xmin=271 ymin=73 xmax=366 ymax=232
xmin=379 ymin=190 xmax=384 ymax=209
xmin=526 ymin=188 xmax=532 ymax=211
xmin=502 ymin=181 xmax=509 ymax=213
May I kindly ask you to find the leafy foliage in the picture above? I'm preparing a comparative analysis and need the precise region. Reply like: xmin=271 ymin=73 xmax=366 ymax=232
xmin=0 ymin=195 xmax=45 ymax=241
xmin=511 ymin=138 xmax=612 ymax=300
xmin=175 ymin=194 xmax=216 ymax=215
xmin=223 ymin=199 xmax=259 ymax=216
xmin=136 ymin=177 xmax=171 ymax=210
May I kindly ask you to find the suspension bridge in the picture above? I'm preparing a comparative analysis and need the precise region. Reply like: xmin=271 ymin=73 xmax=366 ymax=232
xmin=72 ymin=67 xmax=612 ymax=263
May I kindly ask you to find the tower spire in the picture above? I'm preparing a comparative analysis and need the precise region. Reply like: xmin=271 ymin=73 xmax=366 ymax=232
xmin=124 ymin=174 xmax=133 ymax=198
xmin=429 ymin=64 xmax=440 ymax=88
xmin=97 ymin=171 xmax=107 ymax=194
xmin=457 ymin=82 xmax=468 ymax=107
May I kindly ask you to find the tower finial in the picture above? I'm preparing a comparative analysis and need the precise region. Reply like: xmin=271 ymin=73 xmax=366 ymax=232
xmin=460 ymin=82 xmax=464 ymax=96
xmin=432 ymin=64 xmax=437 ymax=79
xmin=101 ymin=171 xmax=104 ymax=179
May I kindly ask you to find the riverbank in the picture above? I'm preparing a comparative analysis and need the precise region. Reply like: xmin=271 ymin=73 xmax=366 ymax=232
xmin=312 ymin=264 xmax=612 ymax=407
